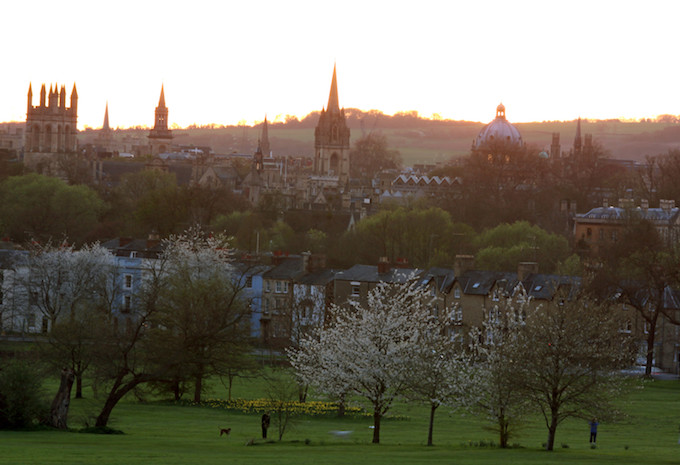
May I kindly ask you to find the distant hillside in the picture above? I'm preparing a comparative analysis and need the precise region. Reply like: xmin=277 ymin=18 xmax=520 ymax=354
xmin=77 ymin=110 xmax=680 ymax=167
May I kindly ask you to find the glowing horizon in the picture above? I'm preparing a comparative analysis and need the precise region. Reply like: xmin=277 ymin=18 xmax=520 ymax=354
xmin=3 ymin=1 xmax=680 ymax=130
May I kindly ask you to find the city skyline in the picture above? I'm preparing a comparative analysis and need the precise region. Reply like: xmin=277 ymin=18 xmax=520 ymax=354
xmin=4 ymin=0 xmax=680 ymax=129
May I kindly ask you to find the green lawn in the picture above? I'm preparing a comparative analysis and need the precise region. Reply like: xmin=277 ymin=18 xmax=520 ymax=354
xmin=2 ymin=377 xmax=679 ymax=465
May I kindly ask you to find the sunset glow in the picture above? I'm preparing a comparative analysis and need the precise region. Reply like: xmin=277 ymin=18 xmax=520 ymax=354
xmin=4 ymin=0 xmax=680 ymax=129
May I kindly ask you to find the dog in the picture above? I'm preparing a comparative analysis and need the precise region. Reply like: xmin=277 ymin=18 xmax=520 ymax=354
xmin=219 ymin=427 xmax=231 ymax=437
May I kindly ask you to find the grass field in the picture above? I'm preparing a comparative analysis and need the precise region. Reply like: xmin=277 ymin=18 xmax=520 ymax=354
xmin=1 ymin=376 xmax=679 ymax=465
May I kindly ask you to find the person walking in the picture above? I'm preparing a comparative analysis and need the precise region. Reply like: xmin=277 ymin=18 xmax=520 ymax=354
xmin=261 ymin=412 xmax=271 ymax=439
xmin=589 ymin=418 xmax=599 ymax=444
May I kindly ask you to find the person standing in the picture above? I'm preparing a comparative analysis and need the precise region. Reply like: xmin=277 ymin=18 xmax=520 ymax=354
xmin=589 ymin=418 xmax=599 ymax=444
xmin=261 ymin=412 xmax=271 ymax=439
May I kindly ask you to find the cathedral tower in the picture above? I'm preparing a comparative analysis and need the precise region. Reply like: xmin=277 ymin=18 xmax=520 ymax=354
xmin=148 ymin=85 xmax=173 ymax=156
xmin=313 ymin=65 xmax=350 ymax=183
xmin=25 ymin=82 xmax=78 ymax=171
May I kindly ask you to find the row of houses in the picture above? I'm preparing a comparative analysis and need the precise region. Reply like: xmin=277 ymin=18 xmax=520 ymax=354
xmin=1 ymin=238 xmax=679 ymax=374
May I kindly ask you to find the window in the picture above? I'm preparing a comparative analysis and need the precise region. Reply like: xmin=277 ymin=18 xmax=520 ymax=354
xmin=283 ymin=281 xmax=289 ymax=293
xmin=599 ymin=229 xmax=605 ymax=241
xmin=245 ymin=276 xmax=253 ymax=288
xmin=123 ymin=295 xmax=131 ymax=313
xmin=124 ymin=274 xmax=133 ymax=289
xmin=450 ymin=304 xmax=463 ymax=324
xmin=351 ymin=281 xmax=361 ymax=297
xmin=130 ymin=251 xmax=138 ymax=258
xmin=42 ymin=317 xmax=48 ymax=334
xmin=265 ymin=281 xmax=271 ymax=292
xmin=453 ymin=287 xmax=461 ymax=299
xmin=492 ymin=287 xmax=501 ymax=301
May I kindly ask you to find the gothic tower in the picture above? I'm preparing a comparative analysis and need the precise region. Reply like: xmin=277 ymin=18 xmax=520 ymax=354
xmin=313 ymin=65 xmax=350 ymax=183
xmin=25 ymin=82 xmax=78 ymax=171
xmin=148 ymin=85 xmax=173 ymax=156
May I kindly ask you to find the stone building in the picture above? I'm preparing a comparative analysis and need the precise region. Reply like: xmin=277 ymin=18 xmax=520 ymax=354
xmin=24 ymin=82 xmax=78 ymax=171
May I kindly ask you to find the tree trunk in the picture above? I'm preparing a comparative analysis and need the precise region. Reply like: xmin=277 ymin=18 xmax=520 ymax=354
xmin=337 ymin=393 xmax=346 ymax=418
xmin=644 ymin=313 xmax=659 ymax=378
xmin=372 ymin=409 xmax=381 ymax=444
xmin=75 ymin=373 xmax=83 ymax=399
xmin=499 ymin=416 xmax=509 ymax=448
xmin=194 ymin=374 xmax=203 ymax=403
xmin=546 ymin=414 xmax=558 ymax=451
xmin=50 ymin=368 xmax=74 ymax=429
xmin=95 ymin=375 xmax=150 ymax=427
xmin=427 ymin=403 xmax=437 ymax=446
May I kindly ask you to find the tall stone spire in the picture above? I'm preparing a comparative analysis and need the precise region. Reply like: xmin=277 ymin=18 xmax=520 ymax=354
xmin=103 ymin=102 xmax=110 ymax=131
xmin=573 ymin=117 xmax=582 ymax=154
xmin=260 ymin=115 xmax=270 ymax=156
xmin=158 ymin=84 xmax=166 ymax=108
xmin=326 ymin=64 xmax=340 ymax=114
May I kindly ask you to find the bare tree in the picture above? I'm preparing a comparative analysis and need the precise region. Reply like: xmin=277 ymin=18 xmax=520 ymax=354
xmin=515 ymin=297 xmax=636 ymax=451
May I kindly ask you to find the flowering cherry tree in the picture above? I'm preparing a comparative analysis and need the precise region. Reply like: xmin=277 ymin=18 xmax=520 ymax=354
xmin=289 ymin=278 xmax=434 ymax=444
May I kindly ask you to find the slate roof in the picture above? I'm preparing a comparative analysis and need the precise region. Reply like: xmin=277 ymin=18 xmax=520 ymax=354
xmin=576 ymin=206 xmax=680 ymax=223
xmin=262 ymin=256 xmax=303 ymax=280
xmin=101 ymin=237 xmax=164 ymax=258
xmin=334 ymin=264 xmax=420 ymax=284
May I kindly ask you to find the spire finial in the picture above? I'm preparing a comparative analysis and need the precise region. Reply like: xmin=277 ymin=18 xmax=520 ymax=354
xmin=327 ymin=64 xmax=340 ymax=113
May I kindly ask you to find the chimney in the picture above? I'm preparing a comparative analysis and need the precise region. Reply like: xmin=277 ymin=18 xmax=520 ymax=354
xmin=517 ymin=262 xmax=539 ymax=281
xmin=618 ymin=198 xmax=634 ymax=209
xmin=453 ymin=255 xmax=475 ymax=277
xmin=377 ymin=256 xmax=390 ymax=274
xmin=147 ymin=231 xmax=160 ymax=249
xmin=395 ymin=257 xmax=409 ymax=268
xmin=302 ymin=251 xmax=310 ymax=273
xmin=602 ymin=198 xmax=610 ymax=208
xmin=660 ymin=199 xmax=676 ymax=212
xmin=641 ymin=199 xmax=649 ymax=211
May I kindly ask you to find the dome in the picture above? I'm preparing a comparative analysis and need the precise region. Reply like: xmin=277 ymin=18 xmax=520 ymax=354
xmin=474 ymin=103 xmax=523 ymax=149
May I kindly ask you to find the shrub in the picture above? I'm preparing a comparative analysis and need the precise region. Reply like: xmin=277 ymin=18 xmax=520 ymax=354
xmin=0 ymin=360 xmax=48 ymax=429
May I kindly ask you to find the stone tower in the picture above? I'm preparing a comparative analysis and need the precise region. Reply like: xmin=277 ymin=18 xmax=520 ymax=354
xmin=313 ymin=65 xmax=350 ymax=183
xmin=148 ymin=85 xmax=173 ymax=156
xmin=25 ymin=82 xmax=78 ymax=169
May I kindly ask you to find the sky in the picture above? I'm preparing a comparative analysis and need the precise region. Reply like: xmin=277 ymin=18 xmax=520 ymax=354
xmin=3 ymin=0 xmax=680 ymax=130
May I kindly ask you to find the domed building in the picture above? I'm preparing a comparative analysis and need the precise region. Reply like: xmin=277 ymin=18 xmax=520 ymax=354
xmin=474 ymin=103 xmax=523 ymax=151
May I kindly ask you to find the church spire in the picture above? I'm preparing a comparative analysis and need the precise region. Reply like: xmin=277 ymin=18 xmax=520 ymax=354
xmin=574 ymin=117 xmax=582 ymax=154
xmin=326 ymin=64 xmax=340 ymax=113
xmin=260 ymin=115 xmax=270 ymax=156
xmin=158 ymin=84 xmax=166 ymax=108
xmin=103 ymin=102 xmax=110 ymax=131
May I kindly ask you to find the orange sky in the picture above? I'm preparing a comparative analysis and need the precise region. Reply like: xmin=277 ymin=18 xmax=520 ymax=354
xmin=3 ymin=1 xmax=680 ymax=129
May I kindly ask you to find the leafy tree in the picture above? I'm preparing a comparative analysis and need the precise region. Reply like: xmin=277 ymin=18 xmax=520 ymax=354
xmin=590 ymin=219 xmax=680 ymax=377
xmin=113 ymin=170 xmax=185 ymax=237
xmin=289 ymin=278 xmax=433 ymax=443
xmin=91 ymin=253 xmax=166 ymax=428
xmin=350 ymin=133 xmax=401 ymax=179
xmin=515 ymin=298 xmax=636 ymax=451
xmin=473 ymin=221 xmax=570 ymax=273
xmin=146 ymin=229 xmax=252 ymax=402
xmin=467 ymin=299 xmax=531 ymax=448
xmin=0 ymin=360 xmax=48 ymax=429
xmin=0 ymin=173 xmax=104 ymax=244
xmin=344 ymin=206 xmax=470 ymax=267
xmin=403 ymin=311 xmax=470 ymax=446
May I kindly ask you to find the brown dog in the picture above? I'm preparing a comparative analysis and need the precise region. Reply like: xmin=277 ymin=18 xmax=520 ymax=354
xmin=219 ymin=427 xmax=231 ymax=437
